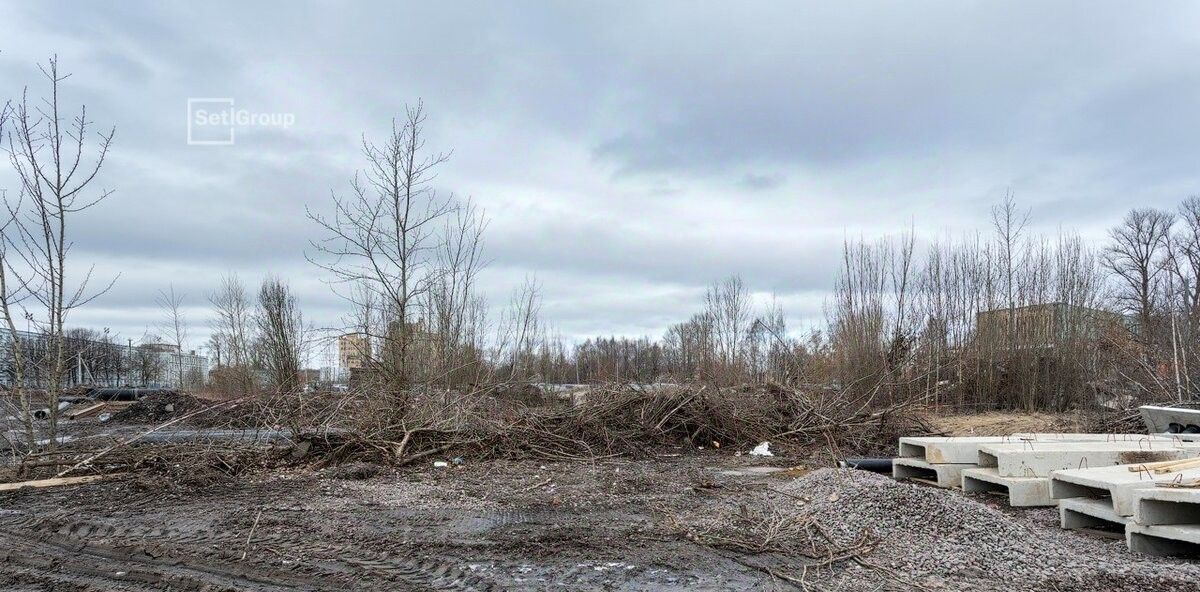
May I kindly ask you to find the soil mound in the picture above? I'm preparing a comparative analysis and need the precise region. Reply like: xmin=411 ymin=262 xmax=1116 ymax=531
xmin=111 ymin=391 xmax=205 ymax=423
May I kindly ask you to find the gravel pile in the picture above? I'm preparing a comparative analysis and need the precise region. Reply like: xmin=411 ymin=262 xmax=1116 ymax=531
xmin=777 ymin=469 xmax=1200 ymax=591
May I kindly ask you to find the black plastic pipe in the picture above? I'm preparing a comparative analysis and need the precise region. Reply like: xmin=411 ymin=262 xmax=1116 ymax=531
xmin=89 ymin=387 xmax=175 ymax=401
xmin=838 ymin=458 xmax=894 ymax=473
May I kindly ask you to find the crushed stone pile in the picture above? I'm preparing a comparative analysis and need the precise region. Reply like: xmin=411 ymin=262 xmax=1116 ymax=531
xmin=776 ymin=469 xmax=1200 ymax=591
xmin=111 ymin=391 xmax=204 ymax=423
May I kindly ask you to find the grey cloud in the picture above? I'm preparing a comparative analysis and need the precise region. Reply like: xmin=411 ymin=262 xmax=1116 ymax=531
xmin=3 ymin=2 xmax=1200 ymax=346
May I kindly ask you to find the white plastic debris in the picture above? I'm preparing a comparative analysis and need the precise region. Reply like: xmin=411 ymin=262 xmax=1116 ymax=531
xmin=433 ymin=461 xmax=449 ymax=468
xmin=749 ymin=442 xmax=773 ymax=456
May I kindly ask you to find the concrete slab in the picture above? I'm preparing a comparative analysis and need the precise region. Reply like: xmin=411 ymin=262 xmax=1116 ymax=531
xmin=1012 ymin=433 xmax=1180 ymax=443
xmin=1058 ymin=497 xmax=1128 ymax=531
xmin=961 ymin=467 xmax=1053 ymax=507
xmin=897 ymin=434 xmax=1181 ymax=465
xmin=1141 ymin=405 xmax=1200 ymax=434
xmin=1131 ymin=487 xmax=1200 ymax=526
xmin=1051 ymin=464 xmax=1200 ymax=516
xmin=977 ymin=441 xmax=1200 ymax=478
xmin=1127 ymin=523 xmax=1200 ymax=557
xmin=897 ymin=437 xmax=1008 ymax=464
xmin=892 ymin=458 xmax=972 ymax=488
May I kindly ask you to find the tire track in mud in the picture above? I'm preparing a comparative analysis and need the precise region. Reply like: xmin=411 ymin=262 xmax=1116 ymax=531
xmin=0 ymin=513 xmax=507 ymax=591
xmin=0 ymin=526 xmax=302 ymax=591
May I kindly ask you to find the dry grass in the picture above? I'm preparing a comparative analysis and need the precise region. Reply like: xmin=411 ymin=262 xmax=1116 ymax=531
xmin=923 ymin=409 xmax=1088 ymax=436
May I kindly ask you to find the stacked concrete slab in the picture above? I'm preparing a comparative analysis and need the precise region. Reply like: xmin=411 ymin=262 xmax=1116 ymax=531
xmin=1048 ymin=462 xmax=1200 ymax=555
xmin=894 ymin=434 xmax=1200 ymax=506
xmin=1128 ymin=486 xmax=1200 ymax=556
xmin=891 ymin=434 xmax=1137 ymax=487
xmin=964 ymin=440 xmax=1200 ymax=507
xmin=894 ymin=436 xmax=1005 ymax=488
xmin=1051 ymin=463 xmax=1200 ymax=526
xmin=894 ymin=430 xmax=1200 ymax=555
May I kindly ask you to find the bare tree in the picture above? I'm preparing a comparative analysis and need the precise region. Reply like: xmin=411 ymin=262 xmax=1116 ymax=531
xmin=497 ymin=277 xmax=543 ymax=382
xmin=663 ymin=312 xmax=715 ymax=380
xmin=1168 ymin=197 xmax=1200 ymax=322
xmin=5 ymin=56 xmax=115 ymax=448
xmin=1157 ymin=196 xmax=1200 ymax=399
xmin=1104 ymin=208 xmax=1174 ymax=339
xmin=423 ymin=198 xmax=489 ymax=386
xmin=308 ymin=101 xmax=454 ymax=391
xmin=255 ymin=277 xmax=307 ymax=394
xmin=155 ymin=284 xmax=188 ymax=388
xmin=992 ymin=193 xmax=1030 ymax=352
xmin=704 ymin=275 xmax=752 ymax=384
xmin=209 ymin=273 xmax=254 ymax=392
xmin=132 ymin=334 xmax=166 ymax=386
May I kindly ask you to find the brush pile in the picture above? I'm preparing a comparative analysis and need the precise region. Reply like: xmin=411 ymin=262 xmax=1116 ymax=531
xmin=27 ymin=382 xmax=931 ymax=481
xmin=297 ymin=382 xmax=932 ymax=465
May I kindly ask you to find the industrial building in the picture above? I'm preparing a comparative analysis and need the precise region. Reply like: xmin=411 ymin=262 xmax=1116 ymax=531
xmin=974 ymin=302 xmax=1127 ymax=350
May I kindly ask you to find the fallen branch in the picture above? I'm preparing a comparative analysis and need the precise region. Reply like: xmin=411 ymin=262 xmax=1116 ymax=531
xmin=0 ymin=473 xmax=124 ymax=491
xmin=241 ymin=508 xmax=263 ymax=561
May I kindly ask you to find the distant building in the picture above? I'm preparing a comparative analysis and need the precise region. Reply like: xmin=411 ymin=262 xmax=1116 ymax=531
xmin=139 ymin=343 xmax=208 ymax=388
xmin=338 ymin=333 xmax=370 ymax=373
xmin=975 ymin=302 xmax=1125 ymax=349
xmin=0 ymin=329 xmax=207 ymax=389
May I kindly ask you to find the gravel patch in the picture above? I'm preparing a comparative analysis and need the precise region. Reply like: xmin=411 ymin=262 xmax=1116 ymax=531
xmin=778 ymin=469 xmax=1200 ymax=591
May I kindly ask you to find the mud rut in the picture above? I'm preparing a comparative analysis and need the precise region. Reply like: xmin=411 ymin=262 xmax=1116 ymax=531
xmin=0 ymin=511 xmax=507 ymax=591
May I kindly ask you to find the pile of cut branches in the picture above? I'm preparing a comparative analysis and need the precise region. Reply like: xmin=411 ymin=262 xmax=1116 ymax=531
xmin=281 ymin=382 xmax=931 ymax=466
xmin=14 ymin=440 xmax=286 ymax=485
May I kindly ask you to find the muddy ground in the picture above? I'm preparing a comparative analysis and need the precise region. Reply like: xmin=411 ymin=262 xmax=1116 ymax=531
xmin=1 ymin=445 xmax=1197 ymax=592
xmin=7 ymin=447 xmax=785 ymax=591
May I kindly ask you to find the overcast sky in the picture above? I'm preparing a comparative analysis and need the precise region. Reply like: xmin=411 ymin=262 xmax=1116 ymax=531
xmin=2 ymin=2 xmax=1200 ymax=363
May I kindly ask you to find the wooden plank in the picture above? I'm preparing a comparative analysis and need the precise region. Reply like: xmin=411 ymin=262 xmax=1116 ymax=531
xmin=1156 ymin=459 xmax=1200 ymax=474
xmin=66 ymin=402 xmax=106 ymax=420
xmin=0 ymin=474 xmax=119 ymax=492
xmin=1128 ymin=457 xmax=1200 ymax=472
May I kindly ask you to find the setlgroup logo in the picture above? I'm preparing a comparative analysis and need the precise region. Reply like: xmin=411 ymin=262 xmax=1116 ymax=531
xmin=187 ymin=98 xmax=295 ymax=145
